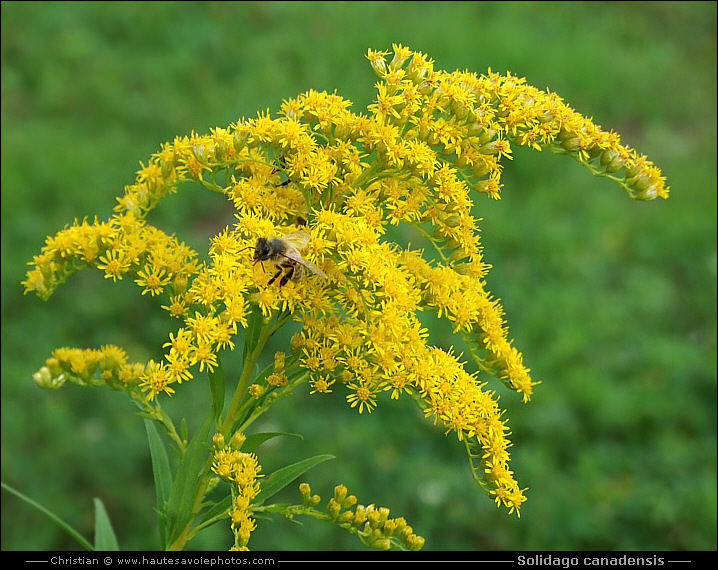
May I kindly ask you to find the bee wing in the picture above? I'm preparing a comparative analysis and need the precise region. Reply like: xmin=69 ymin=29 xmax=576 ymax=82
xmin=279 ymin=230 xmax=311 ymax=250
xmin=298 ymin=257 xmax=328 ymax=280
xmin=281 ymin=248 xmax=328 ymax=279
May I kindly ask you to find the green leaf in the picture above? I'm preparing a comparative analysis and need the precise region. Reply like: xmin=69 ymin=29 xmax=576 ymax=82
xmin=243 ymin=304 xmax=264 ymax=360
xmin=1 ymin=482 xmax=94 ymax=550
xmin=208 ymin=360 xmax=225 ymax=422
xmin=165 ymin=413 xmax=214 ymax=545
xmin=197 ymin=495 xmax=232 ymax=528
xmin=145 ymin=420 xmax=172 ymax=547
xmin=255 ymin=454 xmax=335 ymax=506
xmin=93 ymin=497 xmax=120 ymax=551
xmin=242 ymin=432 xmax=303 ymax=453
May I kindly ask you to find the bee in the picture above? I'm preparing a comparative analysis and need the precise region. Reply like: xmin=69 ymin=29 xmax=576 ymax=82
xmin=251 ymin=230 xmax=327 ymax=287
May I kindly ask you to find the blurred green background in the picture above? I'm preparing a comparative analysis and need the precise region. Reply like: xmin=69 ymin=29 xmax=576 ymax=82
xmin=2 ymin=1 xmax=715 ymax=552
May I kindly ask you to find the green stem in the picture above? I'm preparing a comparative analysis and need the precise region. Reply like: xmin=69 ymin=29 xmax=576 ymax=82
xmin=459 ymin=331 xmax=494 ymax=375
xmin=409 ymin=222 xmax=450 ymax=264
xmin=134 ymin=396 xmax=185 ymax=453
xmin=221 ymin=317 xmax=274 ymax=437
xmin=190 ymin=509 xmax=230 ymax=537
xmin=236 ymin=370 xmax=310 ymax=433
xmin=349 ymin=160 xmax=382 ymax=190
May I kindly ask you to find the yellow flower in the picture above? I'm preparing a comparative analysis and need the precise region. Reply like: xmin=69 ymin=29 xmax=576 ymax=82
xmin=165 ymin=349 xmax=193 ymax=384
xmin=161 ymin=294 xmax=190 ymax=319
xmin=140 ymin=360 xmax=175 ymax=400
xmin=256 ymin=286 xmax=279 ymax=317
xmin=381 ymin=370 xmax=412 ymax=400
xmin=189 ymin=339 xmax=219 ymax=373
xmin=222 ymin=298 xmax=248 ymax=329
xmin=135 ymin=264 xmax=170 ymax=296
xmin=96 ymin=249 xmax=132 ymax=282
xmin=163 ymin=328 xmax=194 ymax=354
xmin=346 ymin=381 xmax=378 ymax=413
xmin=309 ymin=375 xmax=336 ymax=394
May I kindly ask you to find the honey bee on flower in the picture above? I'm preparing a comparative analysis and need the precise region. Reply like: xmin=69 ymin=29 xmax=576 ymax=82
xmin=249 ymin=230 xmax=327 ymax=287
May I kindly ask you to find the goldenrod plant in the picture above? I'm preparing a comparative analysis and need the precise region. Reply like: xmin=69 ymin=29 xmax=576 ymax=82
xmin=21 ymin=44 xmax=668 ymax=550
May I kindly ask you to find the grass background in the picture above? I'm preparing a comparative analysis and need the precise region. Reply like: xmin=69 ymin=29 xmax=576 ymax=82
xmin=1 ymin=1 xmax=715 ymax=552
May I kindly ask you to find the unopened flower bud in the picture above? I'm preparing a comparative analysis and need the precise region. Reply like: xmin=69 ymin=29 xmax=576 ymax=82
xmin=354 ymin=504 xmax=367 ymax=525
xmin=33 ymin=366 xmax=65 ymax=389
xmin=160 ymin=157 xmax=175 ymax=179
xmin=326 ymin=498 xmax=342 ymax=520
xmin=367 ymin=507 xmax=382 ymax=529
xmin=274 ymin=351 xmax=286 ymax=372
xmin=249 ymin=384 xmax=264 ymax=398
xmin=560 ymin=137 xmax=581 ymax=152
xmin=191 ymin=144 xmax=206 ymax=163
xmin=366 ymin=51 xmax=388 ymax=77
xmin=230 ymin=432 xmax=246 ymax=451
xmin=214 ymin=138 xmax=227 ymax=161
xmin=341 ymin=494 xmax=357 ymax=509
xmin=408 ymin=534 xmax=425 ymax=550
xmin=333 ymin=484 xmax=348 ymax=503
xmin=233 ymin=127 xmax=249 ymax=152
xmin=600 ymin=149 xmax=625 ymax=173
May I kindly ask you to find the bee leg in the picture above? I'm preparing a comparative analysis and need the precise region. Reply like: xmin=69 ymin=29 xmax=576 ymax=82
xmin=267 ymin=268 xmax=283 ymax=286
xmin=279 ymin=265 xmax=294 ymax=287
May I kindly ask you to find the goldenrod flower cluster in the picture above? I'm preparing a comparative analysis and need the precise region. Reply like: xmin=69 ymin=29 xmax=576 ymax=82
xmin=32 ymin=345 xmax=145 ymax=391
xmin=211 ymin=433 xmax=262 ymax=549
xmin=24 ymin=44 xmax=668 ymax=520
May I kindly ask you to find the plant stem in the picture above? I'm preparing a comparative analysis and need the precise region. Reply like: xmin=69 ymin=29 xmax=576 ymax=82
xmin=168 ymin=307 xmax=294 ymax=550
xmin=221 ymin=315 xmax=274 ymax=437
